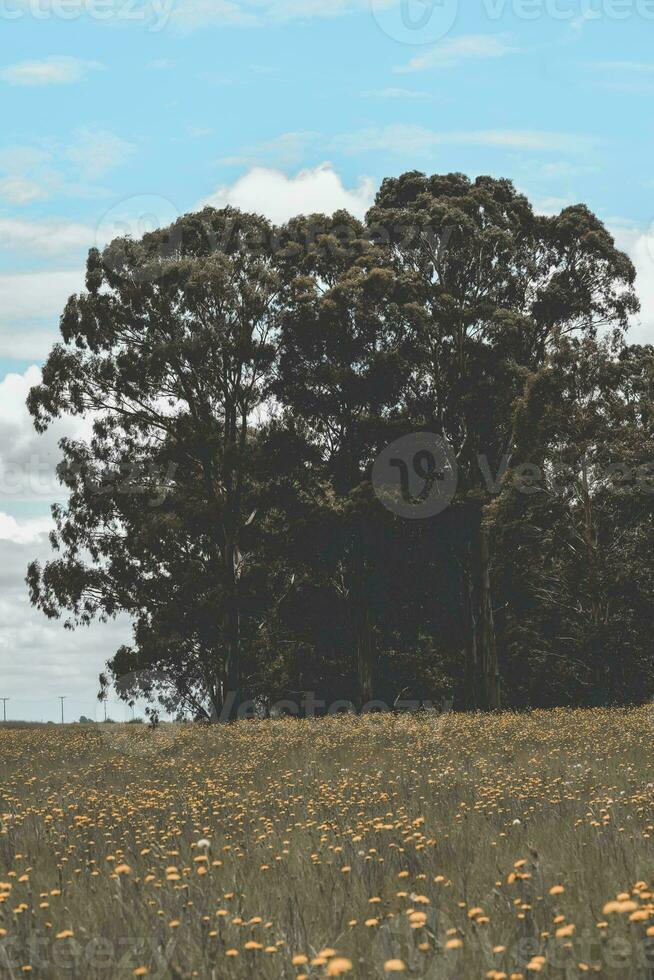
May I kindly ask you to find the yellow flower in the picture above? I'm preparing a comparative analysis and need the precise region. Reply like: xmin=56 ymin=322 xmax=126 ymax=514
xmin=603 ymin=900 xmax=638 ymax=915
xmin=326 ymin=958 xmax=353 ymax=976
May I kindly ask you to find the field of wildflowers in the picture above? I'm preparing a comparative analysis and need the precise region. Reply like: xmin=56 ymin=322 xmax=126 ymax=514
xmin=1 ymin=708 xmax=654 ymax=978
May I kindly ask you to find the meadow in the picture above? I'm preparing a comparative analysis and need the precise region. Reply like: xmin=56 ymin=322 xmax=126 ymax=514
xmin=1 ymin=707 xmax=654 ymax=979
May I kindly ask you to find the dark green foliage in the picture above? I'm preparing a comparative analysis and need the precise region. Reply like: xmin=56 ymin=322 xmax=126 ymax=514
xmin=26 ymin=175 xmax=653 ymax=717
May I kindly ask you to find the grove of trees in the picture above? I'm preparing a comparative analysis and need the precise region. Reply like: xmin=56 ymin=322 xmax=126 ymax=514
xmin=26 ymin=172 xmax=654 ymax=720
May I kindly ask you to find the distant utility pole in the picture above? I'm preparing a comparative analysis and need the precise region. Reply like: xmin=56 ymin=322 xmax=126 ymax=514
xmin=0 ymin=698 xmax=8 ymax=722
xmin=58 ymin=696 xmax=66 ymax=724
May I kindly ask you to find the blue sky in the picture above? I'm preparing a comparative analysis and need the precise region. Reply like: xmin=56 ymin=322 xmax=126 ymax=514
xmin=1 ymin=0 xmax=653 ymax=720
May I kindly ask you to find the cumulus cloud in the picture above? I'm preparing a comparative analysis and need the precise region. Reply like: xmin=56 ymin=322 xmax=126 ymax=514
xmin=0 ymin=513 xmax=52 ymax=545
xmin=362 ymin=88 xmax=433 ymax=100
xmin=0 ymin=127 xmax=135 ymax=204
xmin=0 ymin=270 xmax=83 ymax=360
xmin=0 ymin=366 xmax=90 ymax=508
xmin=0 ymin=176 xmax=49 ymax=205
xmin=627 ymin=232 xmax=654 ymax=345
xmin=0 ymin=218 xmax=95 ymax=258
xmin=65 ymin=126 xmax=136 ymax=179
xmin=395 ymin=34 xmax=517 ymax=74
xmin=0 ymin=367 xmax=129 ymax=721
xmin=0 ymin=529 xmax=131 ymax=722
xmin=531 ymin=195 xmax=575 ymax=216
xmin=332 ymin=124 xmax=597 ymax=156
xmin=0 ymin=57 xmax=102 ymax=87
xmin=199 ymin=164 xmax=375 ymax=223
xmin=218 ymin=131 xmax=319 ymax=169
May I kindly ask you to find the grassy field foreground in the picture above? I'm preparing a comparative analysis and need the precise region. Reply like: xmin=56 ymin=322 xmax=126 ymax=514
xmin=1 ymin=708 xmax=654 ymax=979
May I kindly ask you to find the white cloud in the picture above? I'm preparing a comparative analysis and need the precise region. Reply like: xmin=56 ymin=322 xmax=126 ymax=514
xmin=200 ymin=164 xmax=375 ymax=223
xmin=332 ymin=124 xmax=596 ymax=156
xmin=395 ymin=34 xmax=516 ymax=74
xmin=147 ymin=59 xmax=177 ymax=70
xmin=0 ymin=529 xmax=131 ymax=722
xmin=0 ymin=270 xmax=83 ymax=359
xmin=218 ymin=131 xmax=319 ymax=169
xmin=532 ymin=195 xmax=575 ymax=216
xmin=0 ymin=218 xmax=94 ymax=258
xmin=0 ymin=129 xmax=135 ymax=205
xmin=0 ymin=365 xmax=92 ymax=512
xmin=632 ymin=234 xmax=654 ymax=343
xmin=362 ymin=87 xmax=433 ymax=100
xmin=0 ymin=176 xmax=49 ymax=204
xmin=0 ymin=57 xmax=102 ymax=87
xmin=0 ymin=365 xmax=129 ymax=721
xmin=220 ymin=125 xmax=596 ymax=181
xmin=0 ymin=146 xmax=56 ymax=204
xmin=0 ymin=513 xmax=52 ymax=544
xmin=188 ymin=126 xmax=214 ymax=139
xmin=65 ymin=127 xmax=135 ymax=179
xmin=613 ymin=226 xmax=654 ymax=346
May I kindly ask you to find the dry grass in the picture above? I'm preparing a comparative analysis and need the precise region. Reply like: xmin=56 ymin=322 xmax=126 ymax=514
xmin=1 ymin=707 xmax=654 ymax=979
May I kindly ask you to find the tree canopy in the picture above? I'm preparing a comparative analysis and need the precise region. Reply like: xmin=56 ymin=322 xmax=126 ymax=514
xmin=26 ymin=173 xmax=653 ymax=719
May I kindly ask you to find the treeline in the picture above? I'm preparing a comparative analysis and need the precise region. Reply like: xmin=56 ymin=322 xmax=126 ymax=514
xmin=26 ymin=172 xmax=654 ymax=718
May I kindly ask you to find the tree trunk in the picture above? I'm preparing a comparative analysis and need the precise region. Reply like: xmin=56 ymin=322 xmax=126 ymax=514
xmin=221 ymin=532 xmax=241 ymax=722
xmin=219 ymin=398 xmax=241 ymax=723
xmin=356 ymin=597 xmax=375 ymax=709
xmin=463 ymin=514 xmax=501 ymax=711
xmin=463 ymin=547 xmax=479 ymax=710
xmin=479 ymin=523 xmax=501 ymax=711
xmin=352 ymin=527 xmax=375 ymax=708
xmin=579 ymin=453 xmax=603 ymax=696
